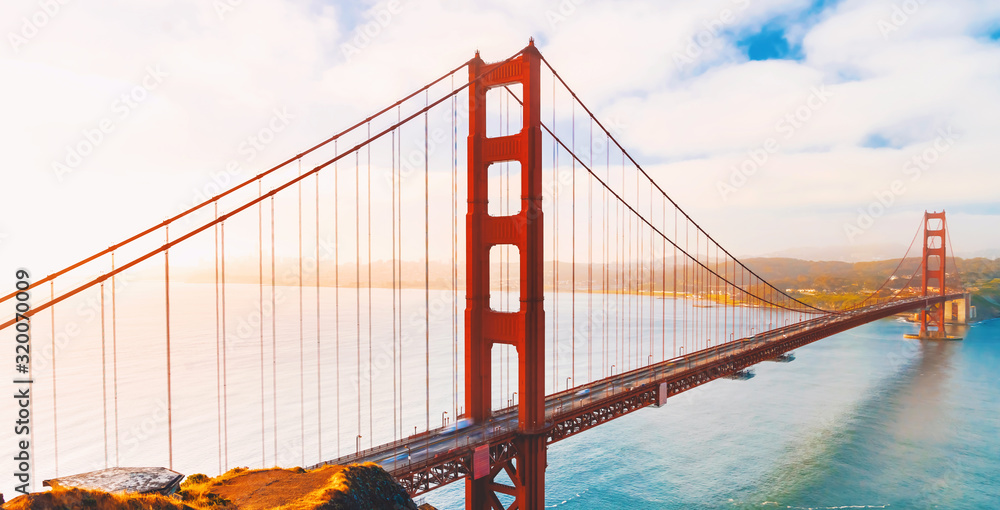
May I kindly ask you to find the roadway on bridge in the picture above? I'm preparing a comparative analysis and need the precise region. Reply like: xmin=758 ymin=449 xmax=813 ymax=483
xmin=313 ymin=296 xmax=949 ymax=475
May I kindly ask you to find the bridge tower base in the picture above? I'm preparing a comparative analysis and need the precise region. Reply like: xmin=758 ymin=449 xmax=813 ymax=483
xmin=465 ymin=41 xmax=546 ymax=509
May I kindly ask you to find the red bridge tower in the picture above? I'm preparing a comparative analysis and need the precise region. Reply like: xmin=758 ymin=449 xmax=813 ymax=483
xmin=465 ymin=41 xmax=546 ymax=508
xmin=919 ymin=211 xmax=947 ymax=339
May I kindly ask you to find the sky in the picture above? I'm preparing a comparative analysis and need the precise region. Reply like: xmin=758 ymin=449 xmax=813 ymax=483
xmin=2 ymin=0 xmax=1000 ymax=279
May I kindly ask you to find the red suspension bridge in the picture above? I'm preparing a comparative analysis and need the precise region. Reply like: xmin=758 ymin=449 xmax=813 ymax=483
xmin=4 ymin=41 xmax=968 ymax=509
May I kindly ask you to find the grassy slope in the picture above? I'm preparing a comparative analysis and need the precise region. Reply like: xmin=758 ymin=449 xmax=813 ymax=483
xmin=2 ymin=463 xmax=416 ymax=510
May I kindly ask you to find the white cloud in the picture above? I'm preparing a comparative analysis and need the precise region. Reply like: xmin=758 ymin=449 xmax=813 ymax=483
xmin=1 ymin=0 xmax=998 ymax=278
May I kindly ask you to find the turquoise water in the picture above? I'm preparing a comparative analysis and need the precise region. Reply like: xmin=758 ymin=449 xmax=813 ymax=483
xmin=425 ymin=318 xmax=1000 ymax=509
xmin=4 ymin=283 xmax=995 ymax=507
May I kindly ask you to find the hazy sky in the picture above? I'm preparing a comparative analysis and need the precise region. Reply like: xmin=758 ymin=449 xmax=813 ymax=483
xmin=2 ymin=0 xmax=999 ymax=278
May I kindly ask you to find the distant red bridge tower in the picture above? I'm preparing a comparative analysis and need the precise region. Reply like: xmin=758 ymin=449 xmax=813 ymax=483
xmin=919 ymin=211 xmax=948 ymax=339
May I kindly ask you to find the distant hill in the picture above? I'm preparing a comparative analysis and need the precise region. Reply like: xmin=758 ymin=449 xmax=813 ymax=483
xmin=759 ymin=245 xmax=1000 ymax=262
xmin=740 ymin=256 xmax=1000 ymax=293
xmin=741 ymin=256 xmax=1000 ymax=319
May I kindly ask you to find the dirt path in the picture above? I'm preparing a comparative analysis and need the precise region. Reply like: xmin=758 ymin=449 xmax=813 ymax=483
xmin=207 ymin=466 xmax=343 ymax=510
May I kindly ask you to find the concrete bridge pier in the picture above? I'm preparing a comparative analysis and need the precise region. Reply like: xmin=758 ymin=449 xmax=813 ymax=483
xmin=905 ymin=293 xmax=970 ymax=341
xmin=943 ymin=293 xmax=971 ymax=324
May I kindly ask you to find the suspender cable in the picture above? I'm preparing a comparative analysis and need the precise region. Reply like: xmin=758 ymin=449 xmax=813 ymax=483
xmin=635 ymin=172 xmax=649 ymax=368
xmin=553 ymin=80 xmax=559 ymax=389
xmin=695 ymin=227 xmax=699 ymax=351
xmin=316 ymin=171 xmax=322 ymax=462
xmin=50 ymin=280 xmax=58 ymax=476
xmin=355 ymin=151 xmax=361 ymax=452
xmin=705 ymin=243 xmax=719 ymax=346
xmin=718 ymin=244 xmax=723 ymax=351
xmin=694 ymin=226 xmax=699 ymax=351
xmin=298 ymin=159 xmax=305 ymax=465
xmin=626 ymin=156 xmax=631 ymax=370
xmin=424 ymin=90 xmax=430 ymax=445
xmin=615 ymin=153 xmax=620 ymax=374
xmin=571 ymin=100 xmax=576 ymax=388
xmin=111 ymin=253 xmax=119 ymax=467
xmin=270 ymin=196 xmax=278 ymax=462
xmin=697 ymin=229 xmax=702 ymax=351
xmin=392 ymin=129 xmax=398 ymax=443
xmin=650 ymin=182 xmax=655 ymax=363
xmin=588 ymin=115 xmax=593 ymax=382
xmin=551 ymin=75 xmax=557 ymax=391
xmin=720 ymin=246 xmax=724 ymax=354
xmin=368 ymin=122 xmax=374 ymax=447
xmin=220 ymin=222 xmax=227 ymax=470
xmin=636 ymin=164 xmax=643 ymax=365
xmin=724 ymin=253 xmax=729 ymax=348
xmin=636 ymin=167 xmax=642 ymax=364
xmin=738 ymin=265 xmax=743 ymax=340
xmin=334 ymin=140 xmax=340 ymax=458
xmin=215 ymin=204 xmax=222 ymax=473
xmin=603 ymin=134 xmax=608 ymax=378
xmin=165 ymin=225 xmax=174 ymax=470
xmin=100 ymin=280 xmax=108 ymax=468
xmin=259 ymin=181 xmax=266 ymax=467
xmin=397 ymin=106 xmax=404 ymax=441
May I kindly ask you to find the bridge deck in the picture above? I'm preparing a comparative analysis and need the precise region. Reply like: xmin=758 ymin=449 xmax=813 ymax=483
xmin=310 ymin=294 xmax=961 ymax=496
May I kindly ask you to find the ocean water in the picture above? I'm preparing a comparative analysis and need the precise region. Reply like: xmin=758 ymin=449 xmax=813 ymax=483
xmin=425 ymin=318 xmax=1000 ymax=509
xmin=4 ymin=283 xmax=997 ymax=508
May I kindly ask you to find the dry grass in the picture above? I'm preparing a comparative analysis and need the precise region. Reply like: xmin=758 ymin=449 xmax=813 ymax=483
xmin=2 ymin=463 xmax=413 ymax=510
xmin=2 ymin=486 xmax=197 ymax=510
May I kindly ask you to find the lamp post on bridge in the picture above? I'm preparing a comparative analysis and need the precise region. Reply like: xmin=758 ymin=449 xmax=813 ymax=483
xmin=610 ymin=365 xmax=616 ymax=394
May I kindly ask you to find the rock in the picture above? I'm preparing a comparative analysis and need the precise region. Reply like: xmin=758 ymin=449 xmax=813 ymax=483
xmin=43 ymin=466 xmax=185 ymax=496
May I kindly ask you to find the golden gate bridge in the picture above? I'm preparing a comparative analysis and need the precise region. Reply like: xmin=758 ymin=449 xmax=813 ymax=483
xmin=2 ymin=40 xmax=967 ymax=509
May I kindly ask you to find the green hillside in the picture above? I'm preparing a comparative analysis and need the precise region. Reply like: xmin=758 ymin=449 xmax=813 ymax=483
xmin=742 ymin=257 xmax=1000 ymax=320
